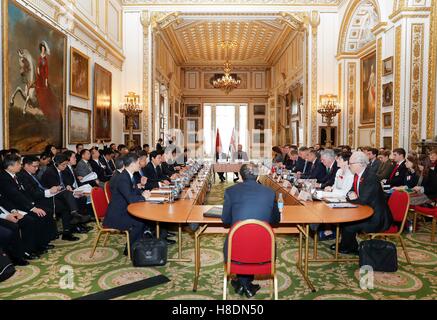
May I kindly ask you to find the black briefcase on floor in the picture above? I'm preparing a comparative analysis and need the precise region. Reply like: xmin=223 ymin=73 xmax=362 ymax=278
xmin=0 ymin=250 xmax=16 ymax=282
xmin=132 ymin=238 xmax=168 ymax=267
xmin=359 ymin=239 xmax=398 ymax=272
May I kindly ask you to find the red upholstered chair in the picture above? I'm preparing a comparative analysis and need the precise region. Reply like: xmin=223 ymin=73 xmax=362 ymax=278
xmin=104 ymin=181 xmax=112 ymax=203
xmin=223 ymin=219 xmax=277 ymax=300
xmin=367 ymin=190 xmax=411 ymax=264
xmin=412 ymin=205 xmax=437 ymax=242
xmin=90 ymin=187 xmax=130 ymax=260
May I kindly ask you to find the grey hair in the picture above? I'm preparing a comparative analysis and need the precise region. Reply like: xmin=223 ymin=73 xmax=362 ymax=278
xmin=351 ymin=151 xmax=369 ymax=166
xmin=320 ymin=149 xmax=335 ymax=160
xmin=240 ymin=163 xmax=258 ymax=181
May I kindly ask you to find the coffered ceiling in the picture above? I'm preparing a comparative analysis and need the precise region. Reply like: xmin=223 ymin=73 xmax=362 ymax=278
xmin=160 ymin=19 xmax=294 ymax=67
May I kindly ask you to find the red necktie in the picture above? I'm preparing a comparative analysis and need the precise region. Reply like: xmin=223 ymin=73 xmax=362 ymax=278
xmin=353 ymin=174 xmax=359 ymax=195
xmin=389 ymin=163 xmax=400 ymax=180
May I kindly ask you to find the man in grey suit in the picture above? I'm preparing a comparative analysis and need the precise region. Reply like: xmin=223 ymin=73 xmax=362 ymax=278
xmin=222 ymin=163 xmax=280 ymax=298
xmin=75 ymin=149 xmax=101 ymax=187
xmin=231 ymin=144 xmax=249 ymax=182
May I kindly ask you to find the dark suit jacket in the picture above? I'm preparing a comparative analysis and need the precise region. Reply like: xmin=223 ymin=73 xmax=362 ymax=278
xmin=422 ymin=167 xmax=437 ymax=198
xmin=368 ymin=158 xmax=382 ymax=176
xmin=161 ymin=162 xmax=175 ymax=178
xmin=319 ymin=161 xmax=339 ymax=189
xmin=294 ymin=157 xmax=310 ymax=174
xmin=284 ymin=159 xmax=297 ymax=171
xmin=222 ymin=179 xmax=280 ymax=227
xmin=348 ymin=167 xmax=392 ymax=232
xmin=376 ymin=160 xmax=394 ymax=181
xmin=99 ymin=156 xmax=114 ymax=177
xmin=387 ymin=161 xmax=408 ymax=187
xmin=17 ymin=170 xmax=47 ymax=203
xmin=90 ymin=159 xmax=109 ymax=182
xmin=41 ymin=165 xmax=64 ymax=189
xmin=0 ymin=192 xmax=17 ymax=212
xmin=0 ymin=170 xmax=36 ymax=212
xmin=143 ymin=162 xmax=167 ymax=190
xmin=103 ymin=170 xmax=145 ymax=231
xmin=302 ymin=159 xmax=326 ymax=182
xmin=62 ymin=166 xmax=80 ymax=188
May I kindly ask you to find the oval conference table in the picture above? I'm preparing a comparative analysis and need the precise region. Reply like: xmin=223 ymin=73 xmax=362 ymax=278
xmin=128 ymin=173 xmax=373 ymax=292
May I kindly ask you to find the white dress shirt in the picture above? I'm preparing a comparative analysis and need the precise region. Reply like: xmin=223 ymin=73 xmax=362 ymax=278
xmin=331 ymin=168 xmax=355 ymax=197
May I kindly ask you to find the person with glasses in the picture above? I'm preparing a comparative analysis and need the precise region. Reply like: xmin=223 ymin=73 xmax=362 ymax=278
xmin=330 ymin=151 xmax=393 ymax=255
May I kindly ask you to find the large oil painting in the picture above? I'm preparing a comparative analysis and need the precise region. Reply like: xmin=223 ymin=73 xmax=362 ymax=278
xmin=3 ymin=0 xmax=66 ymax=153
xmin=93 ymin=64 xmax=112 ymax=141
xmin=68 ymin=106 xmax=91 ymax=144
xmin=361 ymin=52 xmax=376 ymax=124
xmin=70 ymin=47 xmax=89 ymax=99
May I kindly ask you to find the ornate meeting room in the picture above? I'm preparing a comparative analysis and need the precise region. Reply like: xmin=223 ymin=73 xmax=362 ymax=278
xmin=0 ymin=0 xmax=436 ymax=301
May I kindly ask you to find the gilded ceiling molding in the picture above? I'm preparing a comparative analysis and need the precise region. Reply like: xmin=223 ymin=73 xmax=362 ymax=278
xmin=394 ymin=25 xmax=402 ymax=148
xmin=409 ymin=24 xmax=424 ymax=151
xmin=309 ymin=11 xmax=319 ymax=146
xmin=375 ymin=37 xmax=382 ymax=148
xmin=336 ymin=0 xmax=380 ymax=57
xmin=347 ymin=62 xmax=356 ymax=147
xmin=123 ymin=0 xmax=341 ymax=5
xmin=150 ymin=12 xmax=181 ymax=31
xmin=426 ymin=4 xmax=436 ymax=138
xmin=279 ymin=12 xmax=306 ymax=31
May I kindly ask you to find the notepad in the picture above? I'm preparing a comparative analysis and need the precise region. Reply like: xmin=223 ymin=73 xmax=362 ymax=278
xmin=146 ymin=197 xmax=166 ymax=203
xmin=203 ymin=206 xmax=223 ymax=218
xmin=150 ymin=189 xmax=172 ymax=194
xmin=326 ymin=203 xmax=358 ymax=208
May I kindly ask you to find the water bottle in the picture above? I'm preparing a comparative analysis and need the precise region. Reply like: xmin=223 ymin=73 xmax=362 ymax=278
xmin=278 ymin=193 xmax=284 ymax=220
xmin=407 ymin=219 xmax=413 ymax=233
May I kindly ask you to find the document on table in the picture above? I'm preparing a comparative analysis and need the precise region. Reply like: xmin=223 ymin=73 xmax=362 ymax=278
xmin=203 ymin=205 xmax=223 ymax=218
xmin=146 ymin=197 xmax=166 ymax=203
xmin=325 ymin=203 xmax=358 ymax=208
xmin=151 ymin=189 xmax=172 ymax=194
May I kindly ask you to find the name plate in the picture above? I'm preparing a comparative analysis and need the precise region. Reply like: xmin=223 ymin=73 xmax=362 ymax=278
xmin=185 ymin=189 xmax=195 ymax=200
xmin=297 ymin=190 xmax=312 ymax=201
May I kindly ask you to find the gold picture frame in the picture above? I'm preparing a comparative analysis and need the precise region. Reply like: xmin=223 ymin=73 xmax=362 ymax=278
xmin=360 ymin=51 xmax=376 ymax=124
xmin=382 ymin=112 xmax=392 ymax=129
xmin=383 ymin=56 xmax=393 ymax=76
xmin=68 ymin=106 xmax=91 ymax=144
xmin=2 ymin=0 xmax=67 ymax=153
xmin=93 ymin=63 xmax=112 ymax=142
xmin=382 ymin=82 xmax=393 ymax=106
xmin=70 ymin=47 xmax=90 ymax=99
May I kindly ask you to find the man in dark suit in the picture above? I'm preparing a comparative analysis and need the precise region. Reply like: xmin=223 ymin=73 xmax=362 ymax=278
xmin=0 ymin=154 xmax=56 ymax=256
xmin=100 ymin=149 xmax=115 ymax=177
xmin=90 ymin=148 xmax=110 ymax=182
xmin=318 ymin=149 xmax=339 ymax=189
xmin=294 ymin=147 xmax=310 ymax=174
xmin=284 ymin=149 xmax=298 ymax=171
xmin=62 ymin=151 xmax=80 ymax=188
xmin=19 ymin=156 xmax=84 ymax=241
xmin=0 ymin=193 xmax=39 ymax=265
xmin=103 ymin=153 xmax=151 ymax=256
xmin=332 ymin=151 xmax=393 ymax=254
xmin=366 ymin=147 xmax=381 ymax=175
xmin=133 ymin=151 xmax=149 ymax=189
xmin=109 ymin=157 xmax=126 ymax=188
xmin=301 ymin=150 xmax=326 ymax=182
xmin=143 ymin=151 xmax=171 ymax=190
xmin=222 ymin=163 xmax=280 ymax=298
xmin=385 ymin=148 xmax=408 ymax=187
xmin=75 ymin=143 xmax=84 ymax=165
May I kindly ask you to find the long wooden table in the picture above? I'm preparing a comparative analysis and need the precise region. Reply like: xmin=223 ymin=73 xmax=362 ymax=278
xmin=128 ymin=170 xmax=373 ymax=293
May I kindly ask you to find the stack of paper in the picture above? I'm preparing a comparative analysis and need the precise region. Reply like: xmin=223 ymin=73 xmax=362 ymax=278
xmin=151 ymin=189 xmax=172 ymax=194
xmin=146 ymin=197 xmax=166 ymax=203
xmin=81 ymin=172 xmax=97 ymax=183
xmin=74 ymin=184 xmax=92 ymax=194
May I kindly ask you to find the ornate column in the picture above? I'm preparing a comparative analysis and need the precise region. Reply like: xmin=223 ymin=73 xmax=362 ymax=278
xmin=140 ymin=10 xmax=153 ymax=145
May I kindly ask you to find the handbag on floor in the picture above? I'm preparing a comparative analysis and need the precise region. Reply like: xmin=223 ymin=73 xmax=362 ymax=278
xmin=0 ymin=250 xmax=16 ymax=282
xmin=132 ymin=238 xmax=167 ymax=267
xmin=359 ymin=239 xmax=398 ymax=272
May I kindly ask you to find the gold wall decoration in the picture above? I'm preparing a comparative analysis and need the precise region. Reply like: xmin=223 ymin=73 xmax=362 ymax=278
xmin=337 ymin=63 xmax=342 ymax=146
xmin=409 ymin=24 xmax=424 ymax=151
xmin=427 ymin=4 xmax=436 ymax=138
xmin=310 ymin=11 xmax=320 ymax=146
xmin=123 ymin=0 xmax=341 ymax=5
xmin=141 ymin=10 xmax=151 ymax=144
xmin=375 ymin=38 xmax=382 ymax=148
xmin=394 ymin=25 xmax=402 ymax=148
xmin=347 ymin=62 xmax=356 ymax=147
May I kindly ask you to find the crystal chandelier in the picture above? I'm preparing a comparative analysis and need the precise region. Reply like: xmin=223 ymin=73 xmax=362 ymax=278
xmin=119 ymin=92 xmax=142 ymax=149
xmin=213 ymin=41 xmax=241 ymax=94
xmin=317 ymin=94 xmax=341 ymax=148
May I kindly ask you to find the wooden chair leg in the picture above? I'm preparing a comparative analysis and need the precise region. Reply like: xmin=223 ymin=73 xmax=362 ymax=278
xmin=223 ymin=274 xmax=227 ymax=300
xmin=102 ymin=233 xmax=110 ymax=246
xmin=274 ymin=274 xmax=278 ymax=300
xmin=313 ymin=231 xmax=318 ymax=259
xmin=413 ymin=211 xmax=417 ymax=232
xmin=432 ymin=218 xmax=436 ymax=243
xmin=90 ymin=230 xmax=102 ymax=258
xmin=125 ymin=232 xmax=131 ymax=261
xmin=398 ymin=236 xmax=411 ymax=264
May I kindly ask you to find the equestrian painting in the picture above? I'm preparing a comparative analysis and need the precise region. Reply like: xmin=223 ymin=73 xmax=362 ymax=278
xmin=3 ymin=0 xmax=66 ymax=153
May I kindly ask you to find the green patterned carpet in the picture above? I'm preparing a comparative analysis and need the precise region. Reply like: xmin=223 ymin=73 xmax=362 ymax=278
xmin=1 ymin=179 xmax=436 ymax=300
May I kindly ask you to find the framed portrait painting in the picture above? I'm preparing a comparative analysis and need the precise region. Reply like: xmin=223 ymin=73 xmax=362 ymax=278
xmin=382 ymin=112 xmax=392 ymax=129
xmin=70 ymin=47 xmax=90 ymax=99
xmin=93 ymin=64 xmax=112 ymax=141
xmin=124 ymin=134 xmax=141 ymax=147
xmin=68 ymin=106 xmax=91 ymax=144
xmin=361 ymin=52 xmax=376 ymax=124
xmin=186 ymin=104 xmax=200 ymax=117
xmin=123 ymin=114 xmax=141 ymax=131
xmin=383 ymin=57 xmax=393 ymax=76
xmin=382 ymin=82 xmax=393 ymax=106
xmin=383 ymin=137 xmax=392 ymax=150
xmin=2 ymin=0 xmax=66 ymax=153
xmin=253 ymin=105 xmax=266 ymax=116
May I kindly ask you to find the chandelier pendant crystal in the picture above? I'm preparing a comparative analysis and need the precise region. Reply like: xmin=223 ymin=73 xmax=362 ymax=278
xmin=213 ymin=41 xmax=241 ymax=94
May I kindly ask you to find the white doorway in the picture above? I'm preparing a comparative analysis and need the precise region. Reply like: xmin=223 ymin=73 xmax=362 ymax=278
xmin=203 ymin=103 xmax=248 ymax=159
